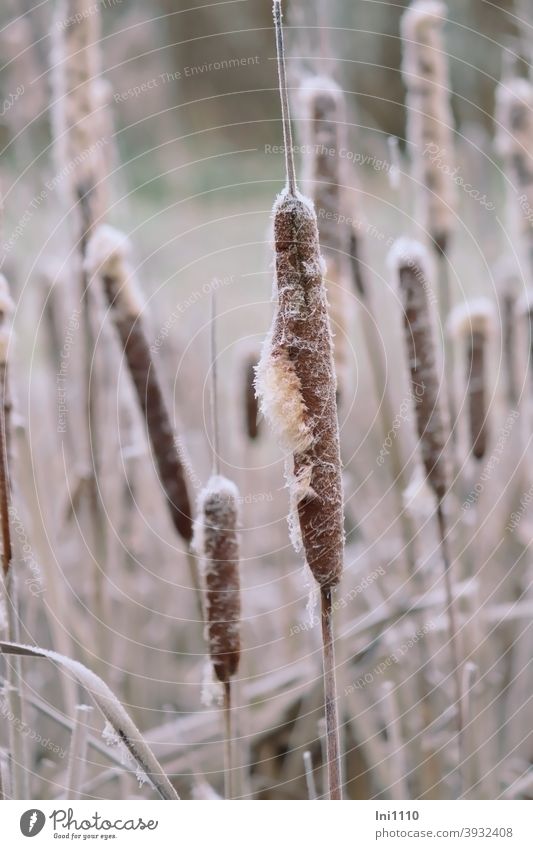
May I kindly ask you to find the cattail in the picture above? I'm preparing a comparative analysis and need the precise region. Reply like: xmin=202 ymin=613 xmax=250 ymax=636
xmin=448 ymin=299 xmax=495 ymax=461
xmin=389 ymin=239 xmax=449 ymax=499
xmin=256 ymin=193 xmax=344 ymax=589
xmin=297 ymin=75 xmax=353 ymax=404
xmin=51 ymin=0 xmax=107 ymax=228
xmin=194 ymin=477 xmax=241 ymax=685
xmin=495 ymin=78 xmax=533 ymax=279
xmin=389 ymin=238 xmax=463 ymax=777
xmin=495 ymin=261 xmax=521 ymax=409
xmin=255 ymin=0 xmax=344 ymax=800
xmin=193 ymin=475 xmax=241 ymax=798
xmin=239 ymin=346 xmax=261 ymax=441
xmin=84 ymin=225 xmax=193 ymax=542
xmin=401 ymin=1 xmax=456 ymax=254
xmin=402 ymin=1 xmax=458 ymax=457
xmin=0 ymin=275 xmax=14 ymax=580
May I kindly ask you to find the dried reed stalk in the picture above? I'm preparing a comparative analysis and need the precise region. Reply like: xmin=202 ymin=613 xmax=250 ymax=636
xmin=0 ymin=273 xmax=29 ymax=799
xmin=51 ymin=0 xmax=110 ymax=656
xmin=65 ymin=704 xmax=92 ymax=799
xmin=193 ymin=476 xmax=241 ymax=798
xmin=0 ymin=641 xmax=178 ymax=800
xmin=85 ymin=226 xmax=193 ymax=542
xmin=401 ymin=1 xmax=458 ymax=450
xmin=256 ymin=0 xmax=344 ymax=799
xmin=389 ymin=239 xmax=464 ymax=784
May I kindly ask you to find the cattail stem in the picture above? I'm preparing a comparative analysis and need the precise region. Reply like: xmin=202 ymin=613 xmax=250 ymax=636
xmin=320 ymin=587 xmax=342 ymax=800
xmin=274 ymin=0 xmax=296 ymax=195
xmin=210 ymin=294 xmax=220 ymax=475
xmin=223 ymin=680 xmax=234 ymax=800
xmin=436 ymin=502 xmax=464 ymax=743
xmin=65 ymin=704 xmax=92 ymax=799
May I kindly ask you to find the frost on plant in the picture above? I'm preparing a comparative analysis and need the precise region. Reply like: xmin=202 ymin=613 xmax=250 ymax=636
xmin=255 ymin=188 xmax=344 ymax=590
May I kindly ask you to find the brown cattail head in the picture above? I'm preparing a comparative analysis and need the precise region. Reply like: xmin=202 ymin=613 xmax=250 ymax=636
xmin=401 ymin=1 xmax=456 ymax=253
xmin=298 ymin=75 xmax=350 ymax=253
xmin=448 ymin=298 xmax=495 ymax=461
xmin=495 ymin=78 xmax=533 ymax=268
xmin=297 ymin=76 xmax=353 ymax=405
xmin=256 ymin=189 xmax=344 ymax=589
xmin=242 ymin=352 xmax=260 ymax=441
xmin=51 ymin=0 xmax=107 ymax=229
xmin=193 ymin=475 xmax=241 ymax=684
xmin=85 ymin=225 xmax=193 ymax=542
xmin=389 ymin=237 xmax=449 ymax=500
xmin=495 ymin=259 xmax=521 ymax=408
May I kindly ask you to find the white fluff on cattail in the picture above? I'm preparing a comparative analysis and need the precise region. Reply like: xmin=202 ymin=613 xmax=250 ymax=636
xmin=84 ymin=225 xmax=143 ymax=317
xmin=401 ymin=0 xmax=456 ymax=248
xmin=192 ymin=475 xmax=240 ymax=560
xmin=255 ymin=344 xmax=314 ymax=454
xmin=447 ymin=298 xmax=496 ymax=338
xmin=387 ymin=236 xmax=434 ymax=282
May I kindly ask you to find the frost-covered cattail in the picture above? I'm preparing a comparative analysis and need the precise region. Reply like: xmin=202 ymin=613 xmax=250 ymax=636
xmin=448 ymin=299 xmax=495 ymax=461
xmin=193 ymin=475 xmax=241 ymax=798
xmin=389 ymin=238 xmax=463 ymax=758
xmin=85 ymin=225 xmax=193 ymax=543
xmin=495 ymin=78 xmax=533 ymax=277
xmin=0 ymin=274 xmax=15 ymax=579
xmin=242 ymin=350 xmax=260 ymax=441
xmin=401 ymin=1 xmax=456 ymax=253
xmin=297 ymin=75 xmax=353 ymax=404
xmin=256 ymin=0 xmax=344 ymax=800
xmin=51 ymin=0 xmax=107 ymax=228
xmin=256 ymin=190 xmax=344 ymax=588
xmin=194 ymin=476 xmax=241 ymax=685
xmin=401 ymin=2 xmax=458 ymax=457
xmin=495 ymin=261 xmax=521 ymax=409
xmin=389 ymin=239 xmax=449 ymax=500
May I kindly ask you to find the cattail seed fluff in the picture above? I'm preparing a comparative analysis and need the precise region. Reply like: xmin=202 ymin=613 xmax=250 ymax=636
xmin=256 ymin=189 xmax=344 ymax=589
xmin=85 ymin=225 xmax=193 ymax=542
xmin=401 ymin=1 xmax=456 ymax=252
xmin=389 ymin=238 xmax=449 ymax=500
xmin=193 ymin=476 xmax=241 ymax=684
xmin=448 ymin=299 xmax=495 ymax=461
